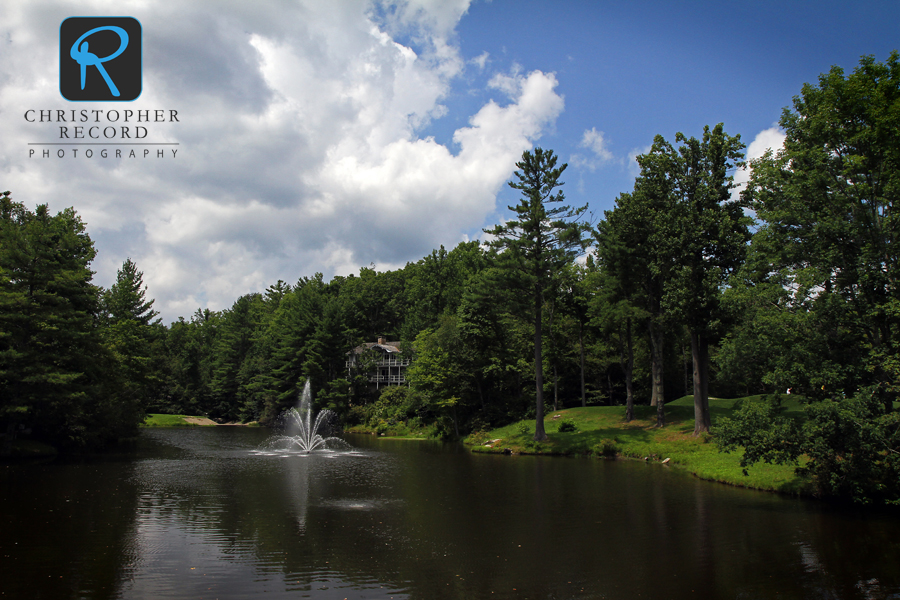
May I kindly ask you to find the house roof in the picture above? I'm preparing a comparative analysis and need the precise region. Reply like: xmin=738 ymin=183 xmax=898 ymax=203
xmin=349 ymin=341 xmax=403 ymax=354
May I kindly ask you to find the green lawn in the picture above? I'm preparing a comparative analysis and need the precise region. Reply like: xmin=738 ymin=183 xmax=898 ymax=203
xmin=467 ymin=395 xmax=811 ymax=495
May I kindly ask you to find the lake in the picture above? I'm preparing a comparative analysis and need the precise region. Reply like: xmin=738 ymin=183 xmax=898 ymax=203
xmin=2 ymin=427 xmax=899 ymax=599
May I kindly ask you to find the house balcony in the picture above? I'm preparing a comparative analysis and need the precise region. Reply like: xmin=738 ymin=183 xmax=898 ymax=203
xmin=369 ymin=374 xmax=407 ymax=384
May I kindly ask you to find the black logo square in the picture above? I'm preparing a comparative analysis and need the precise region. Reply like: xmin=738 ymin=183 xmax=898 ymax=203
xmin=60 ymin=17 xmax=142 ymax=102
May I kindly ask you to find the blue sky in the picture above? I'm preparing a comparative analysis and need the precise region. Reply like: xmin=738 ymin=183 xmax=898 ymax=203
xmin=447 ymin=0 xmax=900 ymax=223
xmin=1 ymin=1 xmax=897 ymax=322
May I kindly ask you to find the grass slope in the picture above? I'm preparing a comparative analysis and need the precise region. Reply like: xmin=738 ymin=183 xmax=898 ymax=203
xmin=468 ymin=395 xmax=810 ymax=495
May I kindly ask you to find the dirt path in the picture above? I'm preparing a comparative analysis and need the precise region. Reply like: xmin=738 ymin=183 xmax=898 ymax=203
xmin=182 ymin=417 xmax=218 ymax=426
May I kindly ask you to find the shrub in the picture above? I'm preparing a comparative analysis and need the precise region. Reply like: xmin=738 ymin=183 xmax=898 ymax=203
xmin=595 ymin=438 xmax=617 ymax=457
xmin=346 ymin=405 xmax=369 ymax=426
xmin=524 ymin=441 xmax=545 ymax=453
xmin=468 ymin=431 xmax=490 ymax=445
xmin=467 ymin=415 xmax=491 ymax=434
xmin=557 ymin=418 xmax=576 ymax=433
xmin=516 ymin=421 xmax=530 ymax=436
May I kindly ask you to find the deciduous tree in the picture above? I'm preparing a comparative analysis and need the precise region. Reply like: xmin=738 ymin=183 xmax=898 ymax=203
xmin=651 ymin=125 xmax=749 ymax=434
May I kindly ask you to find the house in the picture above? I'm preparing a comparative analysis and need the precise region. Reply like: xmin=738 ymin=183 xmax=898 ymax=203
xmin=345 ymin=338 xmax=410 ymax=388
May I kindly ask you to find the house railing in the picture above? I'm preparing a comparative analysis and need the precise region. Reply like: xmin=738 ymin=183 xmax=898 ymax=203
xmin=345 ymin=358 xmax=411 ymax=369
xmin=376 ymin=358 xmax=410 ymax=367
xmin=368 ymin=374 xmax=406 ymax=384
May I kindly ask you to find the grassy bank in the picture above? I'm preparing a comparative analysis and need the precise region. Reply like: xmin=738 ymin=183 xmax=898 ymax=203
xmin=344 ymin=423 xmax=432 ymax=439
xmin=142 ymin=414 xmax=219 ymax=427
xmin=467 ymin=395 xmax=811 ymax=495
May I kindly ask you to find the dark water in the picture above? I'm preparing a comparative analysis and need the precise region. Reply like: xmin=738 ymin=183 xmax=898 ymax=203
xmin=2 ymin=428 xmax=900 ymax=600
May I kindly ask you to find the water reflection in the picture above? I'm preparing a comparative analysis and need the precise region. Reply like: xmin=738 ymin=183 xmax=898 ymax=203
xmin=0 ymin=455 xmax=142 ymax=599
xmin=2 ymin=429 xmax=900 ymax=599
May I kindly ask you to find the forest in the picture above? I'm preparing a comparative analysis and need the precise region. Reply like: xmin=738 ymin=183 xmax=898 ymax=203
xmin=2 ymin=54 xmax=898 ymax=502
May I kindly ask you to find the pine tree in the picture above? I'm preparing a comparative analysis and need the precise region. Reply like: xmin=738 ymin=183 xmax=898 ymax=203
xmin=102 ymin=258 xmax=163 ymax=415
xmin=104 ymin=258 xmax=158 ymax=325
xmin=484 ymin=148 xmax=590 ymax=440
xmin=0 ymin=193 xmax=138 ymax=450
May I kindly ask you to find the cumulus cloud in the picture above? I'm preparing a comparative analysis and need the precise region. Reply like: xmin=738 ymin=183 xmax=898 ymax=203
xmin=0 ymin=0 xmax=564 ymax=322
xmin=732 ymin=126 xmax=786 ymax=199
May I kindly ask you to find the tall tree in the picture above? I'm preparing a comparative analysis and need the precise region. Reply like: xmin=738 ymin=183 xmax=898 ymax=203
xmin=651 ymin=125 xmax=749 ymax=434
xmin=596 ymin=190 xmax=661 ymax=424
xmin=103 ymin=258 xmax=162 ymax=414
xmin=209 ymin=294 xmax=261 ymax=421
xmin=0 ymin=193 xmax=138 ymax=450
xmin=484 ymin=148 xmax=589 ymax=440
xmin=745 ymin=51 xmax=900 ymax=409
xmin=716 ymin=53 xmax=900 ymax=505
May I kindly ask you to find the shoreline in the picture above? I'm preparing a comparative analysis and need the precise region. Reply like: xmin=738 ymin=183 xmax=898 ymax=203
xmin=463 ymin=397 xmax=812 ymax=497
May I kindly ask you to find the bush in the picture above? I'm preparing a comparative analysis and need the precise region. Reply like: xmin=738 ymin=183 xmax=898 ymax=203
xmin=524 ymin=441 xmax=545 ymax=453
xmin=467 ymin=415 xmax=491 ymax=434
xmin=516 ymin=421 xmax=530 ymax=436
xmin=595 ymin=438 xmax=617 ymax=457
xmin=716 ymin=391 xmax=900 ymax=504
xmin=468 ymin=430 xmax=490 ymax=445
xmin=557 ymin=418 xmax=577 ymax=433
xmin=346 ymin=405 xmax=369 ymax=426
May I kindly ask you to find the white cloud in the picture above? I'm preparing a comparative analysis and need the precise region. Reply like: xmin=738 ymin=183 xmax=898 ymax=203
xmin=626 ymin=144 xmax=652 ymax=176
xmin=0 ymin=0 xmax=565 ymax=322
xmin=732 ymin=126 xmax=786 ymax=199
xmin=470 ymin=51 xmax=489 ymax=70
xmin=746 ymin=126 xmax=786 ymax=161
xmin=571 ymin=127 xmax=614 ymax=171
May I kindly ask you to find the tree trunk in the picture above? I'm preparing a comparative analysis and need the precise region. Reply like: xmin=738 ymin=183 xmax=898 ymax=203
xmin=553 ymin=366 xmax=559 ymax=412
xmin=650 ymin=322 xmax=666 ymax=427
xmin=656 ymin=381 xmax=666 ymax=428
xmin=625 ymin=317 xmax=635 ymax=422
xmin=534 ymin=285 xmax=547 ymax=441
xmin=607 ymin=371 xmax=614 ymax=406
xmin=648 ymin=311 xmax=664 ymax=408
xmin=579 ymin=325 xmax=586 ymax=407
xmin=691 ymin=329 xmax=711 ymax=435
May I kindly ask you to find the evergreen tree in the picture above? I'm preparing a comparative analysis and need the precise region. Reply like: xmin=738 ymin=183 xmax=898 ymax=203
xmin=102 ymin=258 xmax=162 ymax=415
xmin=0 ymin=193 xmax=139 ymax=450
xmin=484 ymin=148 xmax=590 ymax=440
xmin=104 ymin=258 xmax=158 ymax=325
xmin=209 ymin=294 xmax=261 ymax=421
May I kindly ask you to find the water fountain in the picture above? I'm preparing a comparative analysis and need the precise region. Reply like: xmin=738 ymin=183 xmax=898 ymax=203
xmin=262 ymin=380 xmax=350 ymax=453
